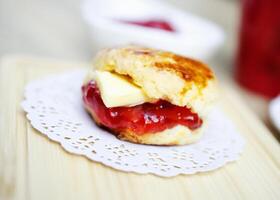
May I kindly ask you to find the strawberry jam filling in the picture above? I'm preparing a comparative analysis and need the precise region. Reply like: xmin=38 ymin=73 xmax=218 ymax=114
xmin=82 ymin=82 xmax=202 ymax=135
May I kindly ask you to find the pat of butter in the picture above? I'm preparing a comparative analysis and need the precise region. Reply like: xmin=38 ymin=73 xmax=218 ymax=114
xmin=93 ymin=70 xmax=150 ymax=107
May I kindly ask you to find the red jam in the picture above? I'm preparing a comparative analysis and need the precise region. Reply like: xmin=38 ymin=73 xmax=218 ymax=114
xmin=82 ymin=82 xmax=202 ymax=135
xmin=121 ymin=19 xmax=175 ymax=32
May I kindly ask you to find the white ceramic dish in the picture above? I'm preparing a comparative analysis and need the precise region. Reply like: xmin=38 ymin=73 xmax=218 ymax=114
xmin=269 ymin=95 xmax=280 ymax=132
xmin=81 ymin=0 xmax=225 ymax=60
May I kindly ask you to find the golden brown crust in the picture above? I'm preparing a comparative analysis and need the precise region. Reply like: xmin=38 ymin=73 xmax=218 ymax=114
xmin=110 ymin=46 xmax=213 ymax=87
xmin=129 ymin=47 xmax=214 ymax=87
xmin=156 ymin=53 xmax=213 ymax=87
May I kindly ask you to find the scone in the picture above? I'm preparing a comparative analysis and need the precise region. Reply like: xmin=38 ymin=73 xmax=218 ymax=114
xmin=82 ymin=46 xmax=217 ymax=145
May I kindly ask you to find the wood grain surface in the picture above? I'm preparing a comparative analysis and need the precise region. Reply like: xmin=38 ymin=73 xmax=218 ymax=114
xmin=0 ymin=56 xmax=280 ymax=200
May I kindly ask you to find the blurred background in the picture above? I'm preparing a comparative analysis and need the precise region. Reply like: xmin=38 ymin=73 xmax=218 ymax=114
xmin=0 ymin=0 xmax=238 ymax=63
xmin=0 ymin=0 xmax=279 ymax=134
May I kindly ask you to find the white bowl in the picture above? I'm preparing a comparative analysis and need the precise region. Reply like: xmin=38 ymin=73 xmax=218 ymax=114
xmin=81 ymin=0 xmax=225 ymax=60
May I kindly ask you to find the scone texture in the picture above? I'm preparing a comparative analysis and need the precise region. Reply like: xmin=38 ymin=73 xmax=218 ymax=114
xmin=83 ymin=46 xmax=218 ymax=145
xmin=85 ymin=46 xmax=217 ymax=116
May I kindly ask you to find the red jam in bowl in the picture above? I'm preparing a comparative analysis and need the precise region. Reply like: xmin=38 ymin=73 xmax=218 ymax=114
xmin=120 ymin=19 xmax=175 ymax=32
xmin=82 ymin=82 xmax=202 ymax=135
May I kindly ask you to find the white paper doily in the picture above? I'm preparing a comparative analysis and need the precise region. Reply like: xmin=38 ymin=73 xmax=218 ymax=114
xmin=22 ymin=70 xmax=245 ymax=177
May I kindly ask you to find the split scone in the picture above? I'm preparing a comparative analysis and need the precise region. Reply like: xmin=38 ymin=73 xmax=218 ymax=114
xmin=82 ymin=46 xmax=217 ymax=145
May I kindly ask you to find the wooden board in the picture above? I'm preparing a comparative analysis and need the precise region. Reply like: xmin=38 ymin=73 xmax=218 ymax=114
xmin=0 ymin=56 xmax=280 ymax=200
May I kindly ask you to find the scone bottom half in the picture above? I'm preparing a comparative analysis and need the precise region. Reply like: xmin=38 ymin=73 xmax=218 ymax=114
xmin=82 ymin=46 xmax=218 ymax=145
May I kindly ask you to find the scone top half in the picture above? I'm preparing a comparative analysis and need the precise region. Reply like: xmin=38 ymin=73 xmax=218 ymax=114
xmin=84 ymin=46 xmax=217 ymax=117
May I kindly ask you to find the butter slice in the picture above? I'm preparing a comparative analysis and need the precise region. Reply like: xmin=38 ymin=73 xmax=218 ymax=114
xmin=94 ymin=70 xmax=150 ymax=107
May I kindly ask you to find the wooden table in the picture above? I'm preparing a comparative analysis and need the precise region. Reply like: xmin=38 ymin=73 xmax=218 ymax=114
xmin=1 ymin=56 xmax=280 ymax=200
